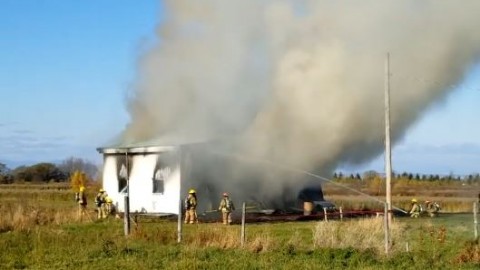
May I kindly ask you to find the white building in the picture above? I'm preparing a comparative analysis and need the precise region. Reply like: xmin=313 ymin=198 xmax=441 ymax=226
xmin=97 ymin=141 xmax=226 ymax=215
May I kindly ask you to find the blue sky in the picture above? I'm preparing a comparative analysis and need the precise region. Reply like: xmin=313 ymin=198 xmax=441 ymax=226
xmin=0 ymin=0 xmax=160 ymax=166
xmin=0 ymin=1 xmax=479 ymax=175
xmin=343 ymin=64 xmax=480 ymax=176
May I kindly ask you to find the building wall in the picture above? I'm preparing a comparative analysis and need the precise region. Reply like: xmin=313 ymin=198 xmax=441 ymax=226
xmin=102 ymin=151 xmax=181 ymax=214
xmin=103 ymin=155 xmax=122 ymax=210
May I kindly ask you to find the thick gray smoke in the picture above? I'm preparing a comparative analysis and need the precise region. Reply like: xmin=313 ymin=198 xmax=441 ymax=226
xmin=124 ymin=0 xmax=480 ymax=204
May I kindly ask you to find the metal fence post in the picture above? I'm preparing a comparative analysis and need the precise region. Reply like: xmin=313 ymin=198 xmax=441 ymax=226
xmin=323 ymin=208 xmax=328 ymax=222
xmin=339 ymin=207 xmax=343 ymax=221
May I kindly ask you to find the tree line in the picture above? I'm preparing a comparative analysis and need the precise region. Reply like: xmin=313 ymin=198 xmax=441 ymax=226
xmin=0 ymin=157 xmax=98 ymax=184
xmin=333 ymin=170 xmax=480 ymax=184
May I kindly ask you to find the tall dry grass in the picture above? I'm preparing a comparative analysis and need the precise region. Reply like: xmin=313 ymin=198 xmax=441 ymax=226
xmin=323 ymin=180 xmax=479 ymax=213
xmin=0 ymin=202 xmax=93 ymax=233
xmin=189 ymin=226 xmax=273 ymax=253
xmin=132 ymin=223 xmax=274 ymax=253
xmin=0 ymin=183 xmax=99 ymax=233
xmin=190 ymin=226 xmax=240 ymax=248
xmin=328 ymin=194 xmax=477 ymax=213
xmin=313 ymin=217 xmax=407 ymax=254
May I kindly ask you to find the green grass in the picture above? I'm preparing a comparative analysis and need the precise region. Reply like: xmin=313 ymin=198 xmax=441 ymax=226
xmin=0 ymin=217 xmax=479 ymax=269
xmin=1 ymin=184 xmax=480 ymax=269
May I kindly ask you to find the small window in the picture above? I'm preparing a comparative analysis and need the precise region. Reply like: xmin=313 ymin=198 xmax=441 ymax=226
xmin=118 ymin=163 xmax=127 ymax=193
xmin=153 ymin=176 xmax=164 ymax=194
xmin=153 ymin=167 xmax=170 ymax=194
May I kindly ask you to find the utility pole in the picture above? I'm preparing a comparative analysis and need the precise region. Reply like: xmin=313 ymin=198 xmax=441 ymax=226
xmin=384 ymin=53 xmax=393 ymax=226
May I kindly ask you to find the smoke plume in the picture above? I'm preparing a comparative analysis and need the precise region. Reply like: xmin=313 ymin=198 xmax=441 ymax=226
xmin=124 ymin=0 xmax=480 ymax=203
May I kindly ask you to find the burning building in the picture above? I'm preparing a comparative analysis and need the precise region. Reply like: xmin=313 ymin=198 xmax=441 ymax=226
xmin=101 ymin=1 xmax=480 ymax=214
xmin=98 ymin=138 xmax=330 ymax=215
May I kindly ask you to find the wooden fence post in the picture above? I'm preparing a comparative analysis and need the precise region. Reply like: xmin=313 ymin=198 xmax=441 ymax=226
xmin=241 ymin=202 xmax=246 ymax=247
xmin=177 ymin=199 xmax=183 ymax=243
xmin=384 ymin=202 xmax=390 ymax=254
xmin=124 ymin=195 xmax=130 ymax=236
xmin=474 ymin=202 xmax=478 ymax=240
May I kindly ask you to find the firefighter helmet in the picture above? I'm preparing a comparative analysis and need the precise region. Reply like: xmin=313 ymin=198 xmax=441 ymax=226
xmin=411 ymin=198 xmax=417 ymax=203
xmin=189 ymin=189 xmax=196 ymax=194
xmin=79 ymin=186 xmax=85 ymax=192
xmin=99 ymin=188 xmax=105 ymax=193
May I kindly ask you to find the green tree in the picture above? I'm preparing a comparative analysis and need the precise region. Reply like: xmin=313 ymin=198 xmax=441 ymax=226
xmin=0 ymin=163 xmax=8 ymax=174
xmin=12 ymin=166 xmax=30 ymax=182
xmin=0 ymin=163 xmax=13 ymax=184
xmin=31 ymin=163 xmax=66 ymax=182
xmin=11 ymin=163 xmax=66 ymax=183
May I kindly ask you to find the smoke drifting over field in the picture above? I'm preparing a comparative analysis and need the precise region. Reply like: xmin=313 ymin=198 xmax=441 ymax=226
xmin=124 ymin=0 xmax=480 ymax=202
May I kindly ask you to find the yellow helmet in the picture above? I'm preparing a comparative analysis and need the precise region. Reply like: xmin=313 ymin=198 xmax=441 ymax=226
xmin=411 ymin=198 xmax=417 ymax=203
xmin=99 ymin=188 xmax=105 ymax=193
xmin=188 ymin=189 xmax=196 ymax=194
xmin=106 ymin=197 xmax=113 ymax=203
xmin=79 ymin=186 xmax=85 ymax=192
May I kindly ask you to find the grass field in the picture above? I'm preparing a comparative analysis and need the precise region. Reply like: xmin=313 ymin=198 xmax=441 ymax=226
xmin=1 ymin=184 xmax=479 ymax=269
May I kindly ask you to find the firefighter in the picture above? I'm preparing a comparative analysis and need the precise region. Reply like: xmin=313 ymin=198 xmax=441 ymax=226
xmin=218 ymin=192 xmax=235 ymax=225
xmin=184 ymin=189 xmax=198 ymax=224
xmin=425 ymin=200 xmax=440 ymax=217
xmin=104 ymin=196 xmax=113 ymax=217
xmin=76 ymin=186 xmax=88 ymax=220
xmin=409 ymin=198 xmax=421 ymax=218
xmin=95 ymin=189 xmax=107 ymax=219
